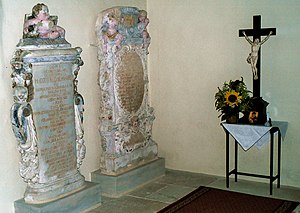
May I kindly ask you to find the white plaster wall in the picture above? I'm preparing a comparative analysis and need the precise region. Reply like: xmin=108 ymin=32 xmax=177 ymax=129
xmin=1 ymin=0 xmax=300 ymax=212
xmin=148 ymin=0 xmax=300 ymax=188
xmin=0 ymin=0 xmax=146 ymax=212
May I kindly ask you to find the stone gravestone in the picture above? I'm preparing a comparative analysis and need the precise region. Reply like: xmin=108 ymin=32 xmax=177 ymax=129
xmin=10 ymin=3 xmax=100 ymax=212
xmin=92 ymin=7 xmax=165 ymax=196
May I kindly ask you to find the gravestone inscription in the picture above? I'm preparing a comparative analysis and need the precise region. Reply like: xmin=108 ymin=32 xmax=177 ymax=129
xmin=32 ymin=62 xmax=77 ymax=179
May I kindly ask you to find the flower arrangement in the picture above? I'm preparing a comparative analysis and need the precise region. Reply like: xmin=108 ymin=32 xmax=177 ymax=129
xmin=215 ymin=78 xmax=251 ymax=122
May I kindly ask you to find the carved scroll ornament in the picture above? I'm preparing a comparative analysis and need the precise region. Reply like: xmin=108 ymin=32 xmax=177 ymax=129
xmin=72 ymin=49 xmax=86 ymax=169
xmin=11 ymin=51 xmax=39 ymax=184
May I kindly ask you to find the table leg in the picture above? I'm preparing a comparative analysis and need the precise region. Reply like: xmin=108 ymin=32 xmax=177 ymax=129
xmin=226 ymin=131 xmax=229 ymax=188
xmin=235 ymin=140 xmax=238 ymax=182
xmin=277 ymin=131 xmax=281 ymax=188
xmin=270 ymin=132 xmax=274 ymax=195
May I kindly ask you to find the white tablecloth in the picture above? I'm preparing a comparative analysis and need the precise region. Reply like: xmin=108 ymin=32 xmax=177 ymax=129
xmin=221 ymin=121 xmax=288 ymax=151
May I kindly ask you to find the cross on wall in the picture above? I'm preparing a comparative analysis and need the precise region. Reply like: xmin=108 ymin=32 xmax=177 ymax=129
xmin=239 ymin=15 xmax=276 ymax=97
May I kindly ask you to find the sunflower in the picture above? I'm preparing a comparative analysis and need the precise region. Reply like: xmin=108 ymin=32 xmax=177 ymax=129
xmin=214 ymin=78 xmax=251 ymax=121
xmin=224 ymin=90 xmax=241 ymax=107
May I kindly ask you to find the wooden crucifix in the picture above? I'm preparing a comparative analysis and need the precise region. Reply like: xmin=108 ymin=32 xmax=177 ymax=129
xmin=239 ymin=15 xmax=276 ymax=97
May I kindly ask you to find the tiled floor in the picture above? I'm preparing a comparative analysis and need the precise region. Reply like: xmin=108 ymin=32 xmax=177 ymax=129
xmin=87 ymin=169 xmax=300 ymax=213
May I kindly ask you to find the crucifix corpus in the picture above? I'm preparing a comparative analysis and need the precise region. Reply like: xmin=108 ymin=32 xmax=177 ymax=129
xmin=239 ymin=15 xmax=276 ymax=97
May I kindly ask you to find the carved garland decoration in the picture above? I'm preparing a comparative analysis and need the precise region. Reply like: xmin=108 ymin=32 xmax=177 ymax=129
xmin=10 ymin=50 xmax=39 ymax=183
xmin=72 ymin=47 xmax=86 ymax=169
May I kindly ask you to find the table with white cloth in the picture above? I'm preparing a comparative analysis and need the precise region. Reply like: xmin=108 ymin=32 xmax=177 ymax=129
xmin=221 ymin=121 xmax=288 ymax=195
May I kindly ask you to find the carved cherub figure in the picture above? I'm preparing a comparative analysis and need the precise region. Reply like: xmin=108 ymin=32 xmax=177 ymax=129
xmin=138 ymin=10 xmax=150 ymax=51
xmin=23 ymin=3 xmax=65 ymax=39
xmin=101 ymin=13 xmax=124 ymax=54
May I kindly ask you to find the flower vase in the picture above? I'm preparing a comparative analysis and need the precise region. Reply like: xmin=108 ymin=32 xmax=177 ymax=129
xmin=226 ymin=114 xmax=238 ymax=124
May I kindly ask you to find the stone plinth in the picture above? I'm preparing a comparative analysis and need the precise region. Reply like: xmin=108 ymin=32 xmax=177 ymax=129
xmin=91 ymin=158 xmax=165 ymax=197
xmin=14 ymin=182 xmax=101 ymax=213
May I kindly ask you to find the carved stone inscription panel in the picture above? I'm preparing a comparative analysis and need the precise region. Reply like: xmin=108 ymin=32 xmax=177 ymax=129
xmin=116 ymin=52 xmax=144 ymax=113
xmin=32 ymin=63 xmax=76 ymax=181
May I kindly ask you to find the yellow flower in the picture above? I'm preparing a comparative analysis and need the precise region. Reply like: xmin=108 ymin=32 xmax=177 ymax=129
xmin=224 ymin=90 xmax=241 ymax=107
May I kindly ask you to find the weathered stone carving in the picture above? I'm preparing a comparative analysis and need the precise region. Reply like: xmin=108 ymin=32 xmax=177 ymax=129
xmin=96 ymin=7 xmax=157 ymax=174
xmin=10 ymin=4 xmax=85 ymax=204
xmin=11 ymin=85 xmax=39 ymax=184
xmin=73 ymin=54 xmax=86 ymax=168
xmin=23 ymin=3 xmax=65 ymax=39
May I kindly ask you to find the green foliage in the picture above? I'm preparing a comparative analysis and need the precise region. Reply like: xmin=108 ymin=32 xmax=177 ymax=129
xmin=215 ymin=78 xmax=251 ymax=121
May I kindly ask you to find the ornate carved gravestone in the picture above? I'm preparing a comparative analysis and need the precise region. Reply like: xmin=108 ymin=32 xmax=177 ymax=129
xmin=11 ymin=4 xmax=100 ymax=212
xmin=92 ymin=7 xmax=165 ymax=196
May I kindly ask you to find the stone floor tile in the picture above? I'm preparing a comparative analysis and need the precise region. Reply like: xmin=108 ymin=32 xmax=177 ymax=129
xmin=128 ymin=182 xmax=167 ymax=198
xmin=145 ymin=184 xmax=195 ymax=204
xmin=88 ymin=195 xmax=166 ymax=213
xmin=155 ymin=169 xmax=218 ymax=188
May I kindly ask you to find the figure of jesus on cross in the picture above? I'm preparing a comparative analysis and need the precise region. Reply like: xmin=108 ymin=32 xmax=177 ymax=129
xmin=243 ymin=30 xmax=272 ymax=80
xmin=239 ymin=15 xmax=276 ymax=97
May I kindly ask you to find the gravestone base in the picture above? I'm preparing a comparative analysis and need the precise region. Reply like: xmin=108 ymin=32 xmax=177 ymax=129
xmin=100 ymin=142 xmax=159 ymax=175
xmin=24 ymin=171 xmax=85 ymax=204
xmin=14 ymin=181 xmax=101 ymax=213
xmin=91 ymin=157 xmax=165 ymax=197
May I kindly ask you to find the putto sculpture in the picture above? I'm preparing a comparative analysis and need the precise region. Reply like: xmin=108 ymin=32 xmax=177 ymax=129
xmin=23 ymin=3 xmax=65 ymax=39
